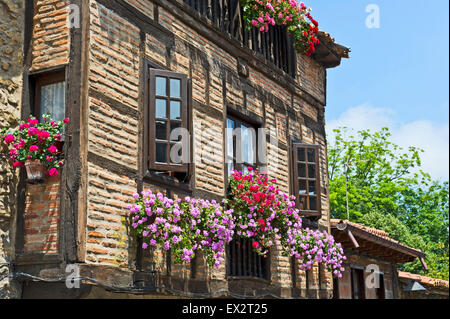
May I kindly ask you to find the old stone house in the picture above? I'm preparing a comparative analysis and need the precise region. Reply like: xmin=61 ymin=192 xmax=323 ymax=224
xmin=0 ymin=0 xmax=349 ymax=299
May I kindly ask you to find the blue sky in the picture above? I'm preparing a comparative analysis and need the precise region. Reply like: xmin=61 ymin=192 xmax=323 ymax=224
xmin=308 ymin=0 xmax=449 ymax=181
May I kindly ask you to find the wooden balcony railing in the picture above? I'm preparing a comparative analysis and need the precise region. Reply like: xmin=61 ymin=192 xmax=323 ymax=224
xmin=182 ymin=0 xmax=297 ymax=78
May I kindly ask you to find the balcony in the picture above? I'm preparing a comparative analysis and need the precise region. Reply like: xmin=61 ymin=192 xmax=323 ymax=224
xmin=182 ymin=0 xmax=297 ymax=78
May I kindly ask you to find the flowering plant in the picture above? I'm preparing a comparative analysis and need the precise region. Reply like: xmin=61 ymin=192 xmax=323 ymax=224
xmin=226 ymin=168 xmax=303 ymax=256
xmin=1 ymin=114 xmax=69 ymax=177
xmin=240 ymin=0 xmax=320 ymax=56
xmin=290 ymin=228 xmax=346 ymax=277
xmin=128 ymin=170 xmax=346 ymax=277
xmin=129 ymin=190 xmax=235 ymax=268
xmin=228 ymin=168 xmax=346 ymax=277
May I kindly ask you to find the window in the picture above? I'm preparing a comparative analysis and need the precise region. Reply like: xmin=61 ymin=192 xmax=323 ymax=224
xmin=226 ymin=116 xmax=257 ymax=177
xmin=292 ymin=143 xmax=321 ymax=216
xmin=148 ymin=69 xmax=189 ymax=176
xmin=227 ymin=238 xmax=270 ymax=280
xmin=351 ymin=267 xmax=366 ymax=299
xmin=376 ymin=273 xmax=385 ymax=299
xmin=34 ymin=71 xmax=66 ymax=122
xmin=226 ymin=114 xmax=269 ymax=280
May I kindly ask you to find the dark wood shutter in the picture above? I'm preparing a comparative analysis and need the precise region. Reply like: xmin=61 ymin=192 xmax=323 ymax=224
xmin=149 ymin=69 xmax=189 ymax=173
xmin=292 ymin=143 xmax=322 ymax=217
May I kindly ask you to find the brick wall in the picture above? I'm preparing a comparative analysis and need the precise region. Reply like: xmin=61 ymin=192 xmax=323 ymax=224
xmin=3 ymin=0 xmax=337 ymax=299
xmin=30 ymin=0 xmax=70 ymax=71
xmin=23 ymin=176 xmax=60 ymax=254
xmin=77 ymin=0 xmax=334 ymax=298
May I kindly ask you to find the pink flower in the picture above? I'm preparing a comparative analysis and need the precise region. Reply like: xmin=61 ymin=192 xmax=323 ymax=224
xmin=29 ymin=145 xmax=39 ymax=152
xmin=4 ymin=134 xmax=14 ymax=144
xmin=48 ymin=145 xmax=58 ymax=154
xmin=9 ymin=149 xmax=17 ymax=157
xmin=251 ymin=19 xmax=258 ymax=27
xmin=28 ymin=127 xmax=38 ymax=136
xmin=19 ymin=123 xmax=30 ymax=131
xmin=47 ymin=168 xmax=59 ymax=177
xmin=13 ymin=161 xmax=23 ymax=168
xmin=28 ymin=118 xmax=39 ymax=126
xmin=37 ymin=130 xmax=50 ymax=140
xmin=252 ymin=241 xmax=260 ymax=249
xmin=63 ymin=118 xmax=70 ymax=124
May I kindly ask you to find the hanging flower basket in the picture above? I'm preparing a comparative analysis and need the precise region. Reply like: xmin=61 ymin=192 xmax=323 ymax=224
xmin=1 ymin=114 xmax=69 ymax=184
xmin=24 ymin=160 xmax=46 ymax=184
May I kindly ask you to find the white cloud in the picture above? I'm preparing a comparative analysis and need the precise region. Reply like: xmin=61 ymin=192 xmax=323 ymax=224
xmin=326 ymin=105 xmax=449 ymax=181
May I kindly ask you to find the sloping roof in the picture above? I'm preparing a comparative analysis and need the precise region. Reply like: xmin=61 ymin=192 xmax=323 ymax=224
xmin=398 ymin=271 xmax=449 ymax=289
xmin=330 ymin=219 xmax=426 ymax=264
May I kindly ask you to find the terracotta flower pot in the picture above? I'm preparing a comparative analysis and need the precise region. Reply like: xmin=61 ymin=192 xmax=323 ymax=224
xmin=25 ymin=160 xmax=45 ymax=184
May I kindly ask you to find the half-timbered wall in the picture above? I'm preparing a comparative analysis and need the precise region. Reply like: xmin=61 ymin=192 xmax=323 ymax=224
xmin=3 ymin=0 xmax=337 ymax=299
xmin=80 ymin=0 xmax=332 ymax=299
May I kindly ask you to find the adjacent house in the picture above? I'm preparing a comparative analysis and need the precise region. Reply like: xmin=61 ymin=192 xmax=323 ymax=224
xmin=0 ymin=0 xmax=351 ymax=299
xmin=330 ymin=220 xmax=432 ymax=299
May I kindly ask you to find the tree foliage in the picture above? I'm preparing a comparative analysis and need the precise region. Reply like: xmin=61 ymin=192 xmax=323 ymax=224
xmin=328 ymin=127 xmax=449 ymax=280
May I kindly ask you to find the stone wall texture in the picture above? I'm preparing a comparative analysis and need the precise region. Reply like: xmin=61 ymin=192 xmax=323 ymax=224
xmin=0 ymin=0 xmax=24 ymax=299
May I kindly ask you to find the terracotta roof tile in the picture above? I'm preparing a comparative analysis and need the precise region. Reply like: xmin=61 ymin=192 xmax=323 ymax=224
xmin=398 ymin=271 xmax=449 ymax=289
xmin=330 ymin=219 xmax=424 ymax=257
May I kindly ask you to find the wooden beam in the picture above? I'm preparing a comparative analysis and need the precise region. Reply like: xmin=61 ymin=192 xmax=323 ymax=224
xmin=420 ymin=257 xmax=428 ymax=271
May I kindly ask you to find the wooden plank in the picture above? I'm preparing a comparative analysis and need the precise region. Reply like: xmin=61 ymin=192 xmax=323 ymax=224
xmin=61 ymin=0 xmax=84 ymax=263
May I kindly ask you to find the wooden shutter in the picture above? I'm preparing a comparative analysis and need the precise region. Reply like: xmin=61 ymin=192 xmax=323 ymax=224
xmin=292 ymin=143 xmax=322 ymax=217
xmin=149 ymin=69 xmax=189 ymax=173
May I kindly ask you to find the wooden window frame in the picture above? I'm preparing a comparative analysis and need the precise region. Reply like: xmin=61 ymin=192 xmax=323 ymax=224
xmin=291 ymin=143 xmax=322 ymax=217
xmin=33 ymin=71 xmax=66 ymax=121
xmin=148 ymin=68 xmax=189 ymax=174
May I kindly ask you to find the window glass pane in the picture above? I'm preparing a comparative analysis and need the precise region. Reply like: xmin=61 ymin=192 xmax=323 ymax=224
xmin=297 ymin=148 xmax=305 ymax=162
xmin=242 ymin=125 xmax=255 ymax=165
xmin=298 ymin=164 xmax=306 ymax=178
xmin=307 ymin=149 xmax=316 ymax=163
xmin=226 ymin=119 xmax=235 ymax=158
xmin=309 ymin=197 xmax=317 ymax=211
xmin=227 ymin=162 xmax=234 ymax=177
xmin=308 ymin=164 xmax=316 ymax=178
xmin=170 ymin=78 xmax=181 ymax=98
xmin=170 ymin=121 xmax=181 ymax=141
xmin=298 ymin=180 xmax=307 ymax=195
xmin=156 ymin=143 xmax=167 ymax=163
xmin=170 ymin=101 xmax=181 ymax=120
xmin=156 ymin=99 xmax=167 ymax=118
xmin=156 ymin=121 xmax=167 ymax=140
xmin=156 ymin=77 xmax=166 ymax=96
xmin=308 ymin=180 xmax=316 ymax=195
xmin=40 ymin=81 xmax=66 ymax=122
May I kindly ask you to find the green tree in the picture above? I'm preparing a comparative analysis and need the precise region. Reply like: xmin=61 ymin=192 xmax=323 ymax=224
xmin=328 ymin=127 xmax=449 ymax=280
